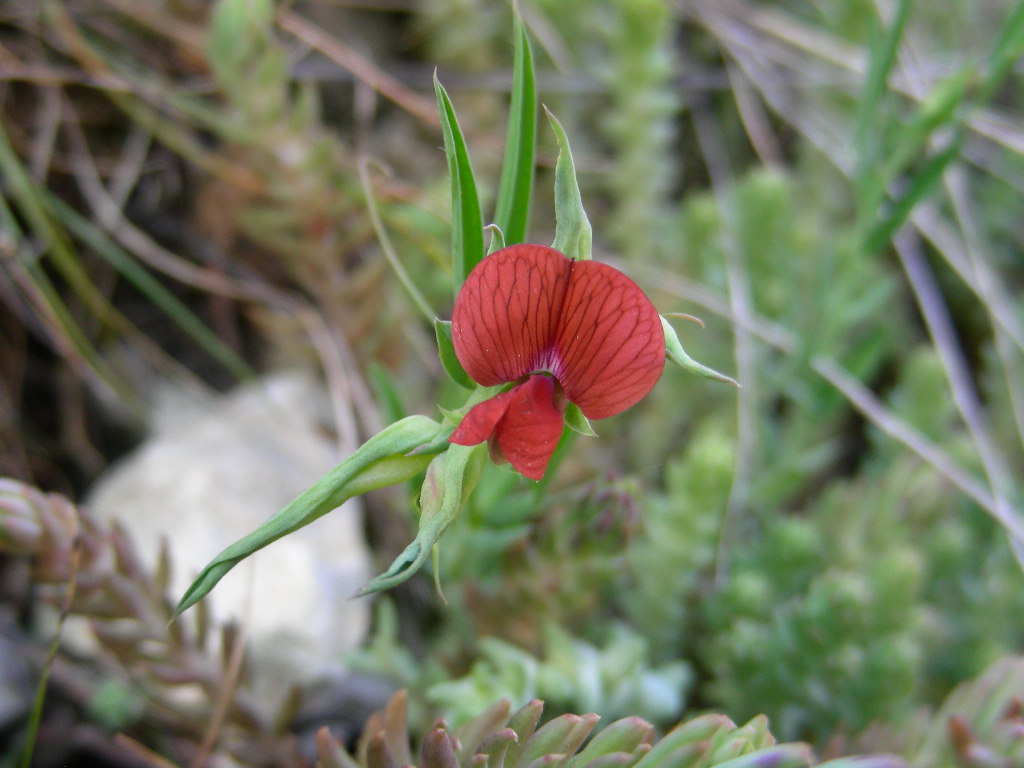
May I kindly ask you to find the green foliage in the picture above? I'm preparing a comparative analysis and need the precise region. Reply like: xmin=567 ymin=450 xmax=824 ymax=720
xmin=906 ymin=656 xmax=1024 ymax=768
xmin=700 ymin=503 xmax=926 ymax=740
xmin=8 ymin=0 xmax=1024 ymax=763
xmin=695 ymin=346 xmax=1024 ymax=741
xmin=597 ymin=0 xmax=679 ymax=259
xmin=427 ymin=623 xmax=690 ymax=727
xmin=625 ymin=422 xmax=734 ymax=656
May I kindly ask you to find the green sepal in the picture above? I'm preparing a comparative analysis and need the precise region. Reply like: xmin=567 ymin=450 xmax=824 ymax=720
xmin=434 ymin=318 xmax=475 ymax=389
xmin=173 ymin=415 xmax=446 ymax=618
xmin=661 ymin=315 xmax=738 ymax=387
xmin=435 ymin=72 xmax=484 ymax=295
xmin=357 ymin=443 xmax=485 ymax=596
xmin=546 ymin=106 xmax=593 ymax=262
xmin=485 ymin=223 xmax=506 ymax=255
xmin=564 ymin=402 xmax=597 ymax=437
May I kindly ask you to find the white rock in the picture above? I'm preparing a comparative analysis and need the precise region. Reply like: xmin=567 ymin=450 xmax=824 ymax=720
xmin=86 ymin=370 xmax=372 ymax=715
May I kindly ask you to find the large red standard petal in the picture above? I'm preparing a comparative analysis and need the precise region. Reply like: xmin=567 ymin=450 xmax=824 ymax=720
xmin=550 ymin=260 xmax=665 ymax=419
xmin=451 ymin=244 xmax=571 ymax=387
xmin=492 ymin=375 xmax=564 ymax=481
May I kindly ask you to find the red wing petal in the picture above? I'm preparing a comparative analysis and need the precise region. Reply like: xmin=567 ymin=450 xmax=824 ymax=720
xmin=493 ymin=375 xmax=564 ymax=481
xmin=449 ymin=389 xmax=515 ymax=446
xmin=451 ymin=244 xmax=572 ymax=386
xmin=551 ymin=260 xmax=665 ymax=420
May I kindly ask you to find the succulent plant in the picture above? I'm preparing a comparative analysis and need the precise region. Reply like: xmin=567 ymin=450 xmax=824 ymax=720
xmin=315 ymin=687 xmax=906 ymax=768
xmin=908 ymin=656 xmax=1024 ymax=768
xmin=426 ymin=621 xmax=690 ymax=727
xmin=0 ymin=478 xmax=295 ymax=764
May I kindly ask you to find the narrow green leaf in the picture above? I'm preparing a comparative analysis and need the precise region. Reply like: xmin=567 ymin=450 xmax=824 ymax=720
xmin=174 ymin=415 xmax=446 ymax=617
xmin=368 ymin=361 xmax=407 ymax=425
xmin=0 ymin=124 xmax=130 ymax=401
xmin=863 ymin=132 xmax=964 ymax=254
xmin=858 ymin=66 xmax=972 ymax=225
xmin=434 ymin=318 xmax=475 ymax=388
xmin=853 ymin=0 xmax=916 ymax=192
xmin=359 ymin=159 xmax=436 ymax=322
xmin=492 ymin=14 xmax=537 ymax=246
xmin=545 ymin=106 xmax=592 ymax=261
xmin=662 ymin=316 xmax=738 ymax=386
xmin=51 ymin=196 xmax=254 ymax=383
xmin=877 ymin=66 xmax=972 ymax=184
xmin=435 ymin=72 xmax=484 ymax=294
xmin=980 ymin=0 xmax=1024 ymax=99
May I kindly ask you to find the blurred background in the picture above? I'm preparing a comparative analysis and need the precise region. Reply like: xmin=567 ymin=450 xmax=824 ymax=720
xmin=1 ymin=1 xmax=1023 ymax=767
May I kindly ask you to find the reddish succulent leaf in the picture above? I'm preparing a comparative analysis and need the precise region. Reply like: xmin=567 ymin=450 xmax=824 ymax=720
xmin=492 ymin=375 xmax=564 ymax=481
xmin=451 ymin=244 xmax=664 ymax=421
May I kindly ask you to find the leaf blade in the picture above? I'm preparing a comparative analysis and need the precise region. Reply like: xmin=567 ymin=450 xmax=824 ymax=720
xmin=492 ymin=15 xmax=537 ymax=246
xmin=173 ymin=415 xmax=446 ymax=617
xmin=435 ymin=72 xmax=484 ymax=294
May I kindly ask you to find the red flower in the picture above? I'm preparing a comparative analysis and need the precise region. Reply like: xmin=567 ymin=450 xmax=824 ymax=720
xmin=449 ymin=244 xmax=665 ymax=480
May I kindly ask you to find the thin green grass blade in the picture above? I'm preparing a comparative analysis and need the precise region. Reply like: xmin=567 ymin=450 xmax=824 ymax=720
xmin=859 ymin=2 xmax=1024 ymax=255
xmin=368 ymin=361 xmax=407 ymax=425
xmin=435 ymin=72 xmax=484 ymax=294
xmin=980 ymin=0 xmax=1024 ymax=99
xmin=492 ymin=15 xmax=537 ymax=246
xmin=50 ymin=196 xmax=254 ymax=383
xmin=864 ymin=133 xmax=964 ymax=254
xmin=18 ymin=542 xmax=78 ymax=768
xmin=545 ymin=106 xmax=592 ymax=261
xmin=0 ymin=129 xmax=129 ymax=400
xmin=853 ymin=0 xmax=916 ymax=202
xmin=876 ymin=67 xmax=972 ymax=186
xmin=359 ymin=159 xmax=436 ymax=322
xmin=43 ymin=1 xmax=258 ymax=188
xmin=855 ymin=64 xmax=971 ymax=228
